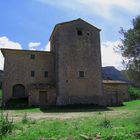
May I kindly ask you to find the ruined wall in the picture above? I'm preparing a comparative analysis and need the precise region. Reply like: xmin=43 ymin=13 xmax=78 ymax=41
xmin=51 ymin=19 xmax=103 ymax=105
xmin=2 ymin=50 xmax=54 ymax=102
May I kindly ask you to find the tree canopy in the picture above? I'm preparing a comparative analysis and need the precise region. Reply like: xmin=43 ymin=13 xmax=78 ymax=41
xmin=119 ymin=16 xmax=140 ymax=85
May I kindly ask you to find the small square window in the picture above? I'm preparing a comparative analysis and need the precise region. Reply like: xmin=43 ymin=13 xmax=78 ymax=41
xmin=79 ymin=71 xmax=85 ymax=78
xmin=87 ymin=32 xmax=90 ymax=36
xmin=77 ymin=29 xmax=82 ymax=36
xmin=31 ymin=71 xmax=35 ymax=77
xmin=30 ymin=54 xmax=35 ymax=59
xmin=44 ymin=71 xmax=48 ymax=78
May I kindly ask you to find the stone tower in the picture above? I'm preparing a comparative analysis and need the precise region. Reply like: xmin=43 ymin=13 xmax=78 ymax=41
xmin=50 ymin=18 xmax=103 ymax=105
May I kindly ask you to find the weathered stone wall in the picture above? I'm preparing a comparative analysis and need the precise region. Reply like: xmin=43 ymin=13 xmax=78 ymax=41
xmin=2 ymin=49 xmax=54 ymax=103
xmin=103 ymin=82 xmax=130 ymax=105
xmin=51 ymin=19 xmax=103 ymax=105
xmin=29 ymin=87 xmax=56 ymax=106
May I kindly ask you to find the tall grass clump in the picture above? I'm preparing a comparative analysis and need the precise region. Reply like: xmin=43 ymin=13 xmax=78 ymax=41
xmin=99 ymin=116 xmax=112 ymax=128
xmin=21 ymin=112 xmax=28 ymax=124
xmin=0 ymin=110 xmax=14 ymax=137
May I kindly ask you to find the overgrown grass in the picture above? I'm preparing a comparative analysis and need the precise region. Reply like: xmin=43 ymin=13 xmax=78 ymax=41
xmin=3 ymin=113 xmax=140 ymax=140
xmin=1 ymin=100 xmax=140 ymax=140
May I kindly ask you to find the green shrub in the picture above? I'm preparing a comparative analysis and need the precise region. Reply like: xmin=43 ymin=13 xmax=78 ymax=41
xmin=0 ymin=110 xmax=14 ymax=137
xmin=128 ymin=86 xmax=140 ymax=99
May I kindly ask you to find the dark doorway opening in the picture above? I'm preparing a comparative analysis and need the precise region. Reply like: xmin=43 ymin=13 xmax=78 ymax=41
xmin=13 ymin=84 xmax=25 ymax=98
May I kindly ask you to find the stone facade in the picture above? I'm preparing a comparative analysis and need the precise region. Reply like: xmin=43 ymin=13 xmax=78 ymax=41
xmin=50 ymin=19 xmax=102 ymax=105
xmin=1 ymin=18 xmax=128 ymax=106
xmin=103 ymin=80 xmax=130 ymax=106
xmin=28 ymin=84 xmax=56 ymax=106
xmin=1 ymin=49 xmax=54 ymax=103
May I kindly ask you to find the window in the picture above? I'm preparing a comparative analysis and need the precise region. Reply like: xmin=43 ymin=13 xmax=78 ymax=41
xmin=77 ymin=29 xmax=82 ymax=36
xmin=79 ymin=71 xmax=85 ymax=78
xmin=44 ymin=71 xmax=48 ymax=78
xmin=31 ymin=71 xmax=35 ymax=77
xmin=30 ymin=54 xmax=35 ymax=59
xmin=87 ymin=32 xmax=90 ymax=36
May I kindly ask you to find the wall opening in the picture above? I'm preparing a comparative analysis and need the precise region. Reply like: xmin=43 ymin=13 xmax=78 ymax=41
xmin=39 ymin=91 xmax=47 ymax=106
xmin=79 ymin=71 xmax=85 ymax=78
xmin=77 ymin=29 xmax=83 ymax=36
xmin=13 ymin=84 xmax=25 ymax=98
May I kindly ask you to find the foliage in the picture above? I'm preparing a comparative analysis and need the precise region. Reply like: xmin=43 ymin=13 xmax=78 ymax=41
xmin=21 ymin=112 xmax=28 ymax=124
xmin=0 ymin=110 xmax=14 ymax=137
xmin=117 ymin=15 xmax=140 ymax=84
xmin=128 ymin=85 xmax=140 ymax=99
xmin=0 ymin=90 xmax=2 ymax=97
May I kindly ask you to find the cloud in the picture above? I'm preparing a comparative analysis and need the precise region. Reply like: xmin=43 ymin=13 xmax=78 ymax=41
xmin=0 ymin=36 xmax=22 ymax=70
xmin=101 ymin=40 xmax=123 ymax=70
xmin=28 ymin=42 xmax=41 ymax=50
xmin=38 ymin=0 xmax=140 ymax=20
xmin=44 ymin=41 xmax=50 ymax=51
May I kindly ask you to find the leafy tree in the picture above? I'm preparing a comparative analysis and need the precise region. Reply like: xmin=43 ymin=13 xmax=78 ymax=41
xmin=118 ymin=16 xmax=140 ymax=85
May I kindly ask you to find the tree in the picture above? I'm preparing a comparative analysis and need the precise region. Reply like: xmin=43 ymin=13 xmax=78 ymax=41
xmin=118 ymin=16 xmax=140 ymax=85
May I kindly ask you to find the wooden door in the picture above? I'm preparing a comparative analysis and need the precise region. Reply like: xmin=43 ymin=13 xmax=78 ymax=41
xmin=39 ymin=91 xmax=47 ymax=106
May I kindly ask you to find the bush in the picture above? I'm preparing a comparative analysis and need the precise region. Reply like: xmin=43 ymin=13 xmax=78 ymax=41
xmin=128 ymin=86 xmax=140 ymax=99
xmin=0 ymin=110 xmax=14 ymax=137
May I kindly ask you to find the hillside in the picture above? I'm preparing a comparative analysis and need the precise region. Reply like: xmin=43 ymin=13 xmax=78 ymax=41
xmin=102 ymin=66 xmax=127 ymax=81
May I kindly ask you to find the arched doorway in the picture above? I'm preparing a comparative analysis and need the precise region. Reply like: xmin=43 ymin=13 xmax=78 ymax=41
xmin=13 ymin=84 xmax=25 ymax=98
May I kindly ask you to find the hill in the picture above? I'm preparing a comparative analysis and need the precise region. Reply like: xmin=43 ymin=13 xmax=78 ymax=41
xmin=102 ymin=66 xmax=127 ymax=81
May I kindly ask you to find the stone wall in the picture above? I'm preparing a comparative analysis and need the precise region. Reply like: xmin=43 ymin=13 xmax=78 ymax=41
xmin=51 ymin=19 xmax=103 ymax=105
xmin=103 ymin=81 xmax=130 ymax=106
xmin=2 ymin=49 xmax=54 ymax=103
xmin=28 ymin=87 xmax=56 ymax=106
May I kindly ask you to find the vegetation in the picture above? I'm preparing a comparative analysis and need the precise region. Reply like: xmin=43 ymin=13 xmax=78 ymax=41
xmin=21 ymin=112 xmax=28 ymax=124
xmin=0 ymin=90 xmax=2 ymax=97
xmin=129 ymin=86 xmax=140 ymax=99
xmin=116 ymin=15 xmax=140 ymax=85
xmin=99 ymin=116 xmax=112 ymax=128
xmin=0 ymin=100 xmax=139 ymax=140
xmin=0 ymin=110 xmax=14 ymax=138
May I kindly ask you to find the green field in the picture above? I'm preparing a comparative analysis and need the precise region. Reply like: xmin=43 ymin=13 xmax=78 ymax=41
xmin=1 ymin=100 xmax=140 ymax=140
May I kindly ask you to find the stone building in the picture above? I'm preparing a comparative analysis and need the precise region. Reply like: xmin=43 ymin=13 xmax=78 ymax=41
xmin=1 ymin=18 xmax=128 ymax=106
xmin=103 ymin=80 xmax=130 ymax=106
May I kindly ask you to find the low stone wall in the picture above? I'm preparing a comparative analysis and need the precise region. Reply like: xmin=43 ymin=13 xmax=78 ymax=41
xmin=103 ymin=80 xmax=130 ymax=106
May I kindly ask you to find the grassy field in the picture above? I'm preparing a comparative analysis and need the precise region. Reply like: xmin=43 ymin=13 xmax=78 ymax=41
xmin=1 ymin=100 xmax=140 ymax=140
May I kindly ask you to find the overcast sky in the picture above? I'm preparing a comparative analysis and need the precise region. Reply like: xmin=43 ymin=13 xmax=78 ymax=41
xmin=0 ymin=0 xmax=140 ymax=70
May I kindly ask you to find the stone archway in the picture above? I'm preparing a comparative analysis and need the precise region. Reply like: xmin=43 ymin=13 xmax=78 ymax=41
xmin=13 ymin=84 xmax=25 ymax=98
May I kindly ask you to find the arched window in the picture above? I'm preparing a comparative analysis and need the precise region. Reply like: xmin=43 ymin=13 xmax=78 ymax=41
xmin=13 ymin=84 xmax=25 ymax=98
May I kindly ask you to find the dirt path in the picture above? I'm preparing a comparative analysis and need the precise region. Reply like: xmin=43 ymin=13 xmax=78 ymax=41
xmin=3 ymin=109 xmax=135 ymax=121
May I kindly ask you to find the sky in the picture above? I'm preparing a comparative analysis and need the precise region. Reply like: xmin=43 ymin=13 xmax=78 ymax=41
xmin=0 ymin=0 xmax=140 ymax=70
